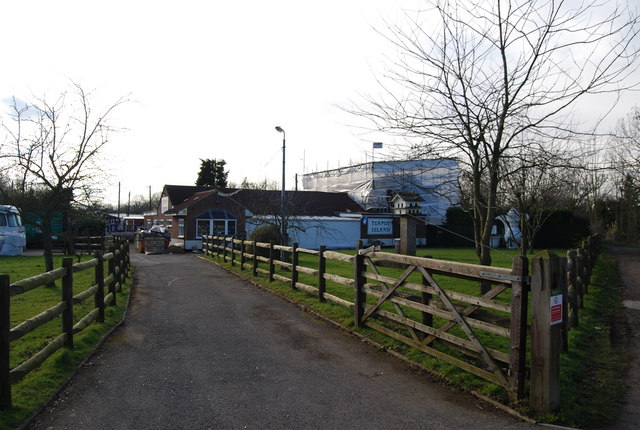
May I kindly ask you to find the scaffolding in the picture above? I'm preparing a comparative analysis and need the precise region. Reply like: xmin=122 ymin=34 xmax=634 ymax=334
xmin=302 ymin=159 xmax=459 ymax=225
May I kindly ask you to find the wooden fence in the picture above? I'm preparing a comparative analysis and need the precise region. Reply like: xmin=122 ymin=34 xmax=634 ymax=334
xmin=0 ymin=237 xmax=131 ymax=408
xmin=202 ymin=234 xmax=601 ymax=413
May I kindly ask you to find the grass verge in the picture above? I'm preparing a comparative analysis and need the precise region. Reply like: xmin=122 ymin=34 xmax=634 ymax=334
xmin=555 ymin=251 xmax=629 ymax=428
xmin=0 ymin=254 xmax=133 ymax=430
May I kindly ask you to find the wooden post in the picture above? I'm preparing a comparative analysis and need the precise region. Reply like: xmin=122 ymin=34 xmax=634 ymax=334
xmin=577 ymin=248 xmax=588 ymax=295
xmin=61 ymin=257 xmax=75 ymax=348
xmin=230 ymin=236 xmax=235 ymax=267
xmin=508 ymin=255 xmax=528 ymax=400
xmin=94 ymin=251 xmax=105 ymax=324
xmin=240 ymin=240 xmax=246 ymax=270
xmin=567 ymin=250 xmax=579 ymax=323
xmin=354 ymin=241 xmax=366 ymax=328
xmin=291 ymin=243 xmax=299 ymax=290
xmin=561 ymin=257 xmax=570 ymax=353
xmin=530 ymin=251 xmax=563 ymax=413
xmin=318 ymin=245 xmax=326 ymax=303
xmin=252 ymin=240 xmax=258 ymax=277
xmin=223 ymin=237 xmax=228 ymax=263
xmin=108 ymin=247 xmax=117 ymax=306
xmin=0 ymin=274 xmax=11 ymax=408
xmin=421 ymin=274 xmax=433 ymax=333
xmin=269 ymin=241 xmax=275 ymax=282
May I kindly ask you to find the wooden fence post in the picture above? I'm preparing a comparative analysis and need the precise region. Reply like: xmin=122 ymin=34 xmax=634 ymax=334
xmin=566 ymin=250 xmax=579 ymax=328
xmin=577 ymin=248 xmax=588 ymax=295
xmin=508 ymin=255 xmax=528 ymax=400
xmin=94 ymin=251 xmax=105 ymax=324
xmin=318 ymin=245 xmax=326 ymax=303
xmin=108 ymin=246 xmax=117 ymax=307
xmin=291 ymin=243 xmax=299 ymax=290
xmin=61 ymin=257 xmax=75 ymax=348
xmin=240 ymin=240 xmax=246 ymax=270
xmin=530 ymin=251 xmax=563 ymax=413
xmin=230 ymin=236 xmax=236 ymax=267
xmin=269 ymin=241 xmax=275 ymax=282
xmin=222 ymin=237 xmax=228 ymax=262
xmin=252 ymin=240 xmax=258 ymax=277
xmin=354 ymin=240 xmax=366 ymax=328
xmin=0 ymin=274 xmax=11 ymax=408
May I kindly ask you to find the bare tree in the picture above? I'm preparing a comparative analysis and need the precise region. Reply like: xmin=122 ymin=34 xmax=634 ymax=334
xmin=350 ymin=0 xmax=640 ymax=271
xmin=498 ymin=144 xmax=577 ymax=255
xmin=1 ymin=82 xmax=127 ymax=277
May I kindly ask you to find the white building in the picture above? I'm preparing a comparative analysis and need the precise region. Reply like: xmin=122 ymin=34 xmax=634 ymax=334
xmin=302 ymin=159 xmax=458 ymax=225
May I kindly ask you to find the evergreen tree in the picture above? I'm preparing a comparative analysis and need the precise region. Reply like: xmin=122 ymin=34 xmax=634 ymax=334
xmin=196 ymin=159 xmax=228 ymax=187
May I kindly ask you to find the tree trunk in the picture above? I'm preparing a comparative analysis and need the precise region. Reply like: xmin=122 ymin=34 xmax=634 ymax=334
xmin=41 ymin=215 xmax=56 ymax=288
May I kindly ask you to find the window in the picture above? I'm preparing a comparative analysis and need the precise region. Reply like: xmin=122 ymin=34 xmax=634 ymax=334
xmin=167 ymin=219 xmax=173 ymax=228
xmin=194 ymin=209 xmax=237 ymax=239
xmin=178 ymin=219 xmax=185 ymax=237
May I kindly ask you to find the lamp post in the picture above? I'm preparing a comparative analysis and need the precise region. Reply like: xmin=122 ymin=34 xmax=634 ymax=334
xmin=275 ymin=126 xmax=287 ymax=247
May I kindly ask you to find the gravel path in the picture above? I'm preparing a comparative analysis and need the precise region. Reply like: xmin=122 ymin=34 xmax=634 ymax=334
xmin=26 ymin=252 xmax=534 ymax=430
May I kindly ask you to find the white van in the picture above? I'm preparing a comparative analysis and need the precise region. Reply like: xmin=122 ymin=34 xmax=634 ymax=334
xmin=0 ymin=205 xmax=26 ymax=256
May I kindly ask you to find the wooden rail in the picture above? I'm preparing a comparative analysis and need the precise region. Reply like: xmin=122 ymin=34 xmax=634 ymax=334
xmin=202 ymin=235 xmax=527 ymax=399
xmin=201 ymin=234 xmax=600 ymax=413
xmin=0 ymin=237 xmax=131 ymax=409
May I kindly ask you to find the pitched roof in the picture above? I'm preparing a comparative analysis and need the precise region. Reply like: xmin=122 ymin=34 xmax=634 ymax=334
xmin=163 ymin=184 xmax=214 ymax=207
xmin=163 ymin=186 xmax=363 ymax=216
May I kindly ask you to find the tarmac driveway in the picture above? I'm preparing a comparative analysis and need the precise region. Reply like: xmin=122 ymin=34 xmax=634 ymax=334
xmin=27 ymin=252 xmax=533 ymax=429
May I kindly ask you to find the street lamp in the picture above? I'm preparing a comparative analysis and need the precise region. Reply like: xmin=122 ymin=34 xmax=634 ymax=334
xmin=275 ymin=126 xmax=287 ymax=247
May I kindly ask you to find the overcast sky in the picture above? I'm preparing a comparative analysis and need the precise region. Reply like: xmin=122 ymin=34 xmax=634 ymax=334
xmin=1 ymin=0 xmax=637 ymax=205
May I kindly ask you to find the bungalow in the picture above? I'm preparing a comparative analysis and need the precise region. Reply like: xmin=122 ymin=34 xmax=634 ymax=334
xmin=144 ymin=185 xmax=366 ymax=250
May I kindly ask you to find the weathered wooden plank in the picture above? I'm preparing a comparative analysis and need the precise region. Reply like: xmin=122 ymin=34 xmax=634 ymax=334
xmin=9 ymin=301 xmax=67 ymax=341
xmin=256 ymin=255 xmax=270 ymax=263
xmin=10 ymin=267 xmax=67 ymax=296
xmin=323 ymin=250 xmax=353 ymax=263
xmin=73 ymin=259 xmax=99 ymax=272
xmin=363 ymin=286 xmax=510 ymax=338
xmin=365 ymin=321 xmax=507 ymax=388
xmin=296 ymin=266 xmax=319 ymax=276
xmin=104 ymin=292 xmax=114 ymax=306
xmin=298 ymin=248 xmax=320 ymax=256
xmin=323 ymin=273 xmax=355 ymax=287
xmin=294 ymin=282 xmax=318 ymax=295
xmin=418 ymin=267 xmax=508 ymax=387
xmin=10 ymin=333 xmax=67 ymax=384
xmin=369 ymin=252 xmax=512 ymax=282
xmin=73 ymin=285 xmax=99 ymax=304
xmin=420 ymin=284 xmax=510 ymax=347
xmin=373 ymin=307 xmax=508 ymax=363
xmin=73 ymin=308 xmax=99 ymax=334
xmin=324 ymin=293 xmax=353 ymax=309
xmin=273 ymin=260 xmax=292 ymax=270
xmin=0 ymin=274 xmax=10 ymax=407
xmin=273 ymin=273 xmax=290 ymax=283
xmin=256 ymin=267 xmax=270 ymax=276
xmin=363 ymin=271 xmax=511 ymax=313
xmin=363 ymin=260 xmax=420 ymax=341
xmin=273 ymin=244 xmax=293 ymax=252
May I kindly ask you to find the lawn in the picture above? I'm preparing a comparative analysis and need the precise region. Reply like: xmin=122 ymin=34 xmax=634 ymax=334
xmin=0 ymin=253 xmax=132 ymax=430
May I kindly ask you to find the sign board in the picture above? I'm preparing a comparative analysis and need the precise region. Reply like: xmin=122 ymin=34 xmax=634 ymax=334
xmin=366 ymin=218 xmax=393 ymax=236
xmin=550 ymin=294 xmax=563 ymax=325
xmin=178 ymin=208 xmax=188 ymax=215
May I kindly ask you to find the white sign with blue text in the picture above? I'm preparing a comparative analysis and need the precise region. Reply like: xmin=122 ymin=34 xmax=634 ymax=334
xmin=367 ymin=218 xmax=393 ymax=235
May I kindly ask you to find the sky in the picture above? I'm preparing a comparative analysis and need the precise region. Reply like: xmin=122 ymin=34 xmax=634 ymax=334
xmin=1 ymin=0 xmax=638 ymax=205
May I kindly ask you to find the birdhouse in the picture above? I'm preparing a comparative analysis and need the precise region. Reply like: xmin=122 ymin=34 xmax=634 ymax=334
xmin=391 ymin=192 xmax=423 ymax=216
